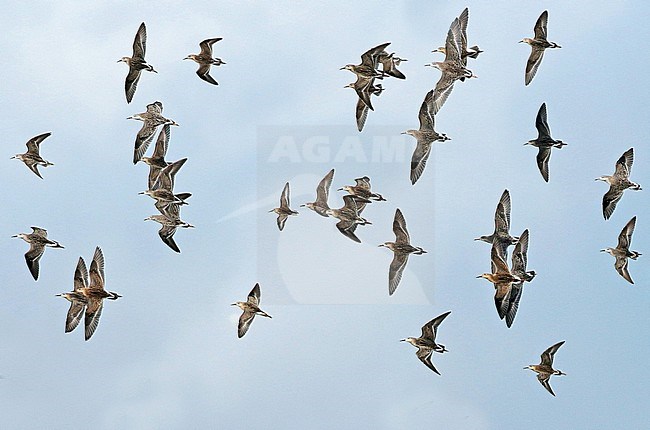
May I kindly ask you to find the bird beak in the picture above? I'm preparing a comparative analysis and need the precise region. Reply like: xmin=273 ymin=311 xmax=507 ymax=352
xmin=378 ymin=244 xmax=384 ymax=247
xmin=599 ymin=249 xmax=607 ymax=252
xmin=399 ymin=339 xmax=406 ymax=342
xmin=299 ymin=204 xmax=305 ymax=207
xmin=475 ymin=275 xmax=483 ymax=278
xmin=116 ymin=59 xmax=123 ymax=63
xmin=182 ymin=57 xmax=190 ymax=60
xmin=230 ymin=303 xmax=237 ymax=306
xmin=9 ymin=156 xmax=15 ymax=159
xmin=11 ymin=235 xmax=18 ymax=238
xmin=336 ymin=188 xmax=343 ymax=191
xmin=339 ymin=67 xmax=346 ymax=70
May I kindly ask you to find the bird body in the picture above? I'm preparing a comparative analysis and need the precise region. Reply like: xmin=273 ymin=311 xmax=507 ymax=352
xmin=520 ymin=11 xmax=561 ymax=85
xmin=184 ymin=38 xmax=225 ymax=85
xmin=380 ymin=208 xmax=426 ymax=295
xmin=525 ymin=341 xmax=566 ymax=396
xmin=596 ymin=148 xmax=641 ymax=220
xmin=401 ymin=311 xmax=451 ymax=375
xmin=270 ymin=182 xmax=298 ymax=231
xmin=119 ymin=22 xmax=157 ymax=103
xmin=12 ymin=132 xmax=54 ymax=179
xmin=525 ymin=103 xmax=566 ymax=182
xmin=232 ymin=283 xmax=271 ymax=338
xmin=404 ymin=90 xmax=451 ymax=184
xmin=601 ymin=216 xmax=641 ymax=283
xmin=12 ymin=227 xmax=64 ymax=280
xmin=57 ymin=248 xmax=120 ymax=341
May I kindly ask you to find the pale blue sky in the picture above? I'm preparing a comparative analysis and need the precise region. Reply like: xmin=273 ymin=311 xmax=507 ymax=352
xmin=1 ymin=1 xmax=649 ymax=429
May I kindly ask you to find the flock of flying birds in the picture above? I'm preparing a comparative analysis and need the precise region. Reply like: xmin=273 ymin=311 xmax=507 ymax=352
xmin=264 ymin=8 xmax=643 ymax=397
xmin=10 ymin=22 xmax=228 ymax=340
xmin=8 ymin=9 xmax=643 ymax=396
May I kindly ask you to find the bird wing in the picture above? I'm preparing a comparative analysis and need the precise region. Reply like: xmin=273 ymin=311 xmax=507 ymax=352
xmin=238 ymin=311 xmax=256 ymax=338
xmin=133 ymin=122 xmax=157 ymax=164
xmin=602 ymin=186 xmax=623 ymax=220
xmin=457 ymin=7 xmax=469 ymax=57
xmin=430 ymin=74 xmax=455 ymax=115
xmin=422 ymin=311 xmax=451 ymax=342
xmin=491 ymin=245 xmax=511 ymax=275
xmin=537 ymin=373 xmax=556 ymax=396
xmin=148 ymin=165 xmax=164 ymax=190
xmin=444 ymin=18 xmax=462 ymax=62
xmin=154 ymin=158 xmax=188 ymax=191
xmin=25 ymin=242 xmax=45 ymax=280
xmin=147 ymin=101 xmax=163 ymax=113
xmin=536 ymin=147 xmax=551 ymax=182
xmin=525 ymin=47 xmax=545 ymax=86
xmin=276 ymin=214 xmax=289 ymax=231
xmin=280 ymin=182 xmax=291 ymax=209
xmin=360 ymin=42 xmax=390 ymax=68
xmin=617 ymin=216 xmax=636 ymax=249
xmin=65 ymin=299 xmax=86 ymax=333
xmin=248 ymin=283 xmax=261 ymax=306
xmin=316 ymin=169 xmax=335 ymax=206
xmin=89 ymin=246 xmax=105 ymax=289
xmin=535 ymin=103 xmax=551 ymax=139
xmin=533 ymin=10 xmax=549 ymax=40
xmin=336 ymin=220 xmax=361 ymax=243
xmin=199 ymin=37 xmax=222 ymax=56
xmin=196 ymin=65 xmax=218 ymax=85
xmin=418 ymin=90 xmax=436 ymax=132
xmin=73 ymin=256 xmax=89 ymax=291
xmin=540 ymin=340 xmax=565 ymax=366
xmin=511 ymin=229 xmax=529 ymax=274
xmin=158 ymin=225 xmax=180 ymax=253
xmin=614 ymin=149 xmax=633 ymax=179
xmin=151 ymin=124 xmax=171 ymax=160
xmin=125 ymin=67 xmax=142 ymax=104
xmin=615 ymin=256 xmax=634 ymax=284
xmin=496 ymin=189 xmax=511 ymax=231
xmin=388 ymin=253 xmax=409 ymax=295
xmin=133 ymin=22 xmax=147 ymax=59
xmin=494 ymin=282 xmax=512 ymax=320
xmin=505 ymin=282 xmax=523 ymax=328
xmin=26 ymin=162 xmax=43 ymax=179
xmin=84 ymin=298 xmax=104 ymax=341
xmin=415 ymin=347 xmax=440 ymax=375
xmin=30 ymin=227 xmax=48 ymax=237
xmin=25 ymin=132 xmax=51 ymax=154
xmin=410 ymin=141 xmax=431 ymax=185
xmin=392 ymin=208 xmax=410 ymax=244
xmin=379 ymin=53 xmax=406 ymax=79
xmin=351 ymin=74 xmax=377 ymax=108
xmin=355 ymin=97 xmax=369 ymax=132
